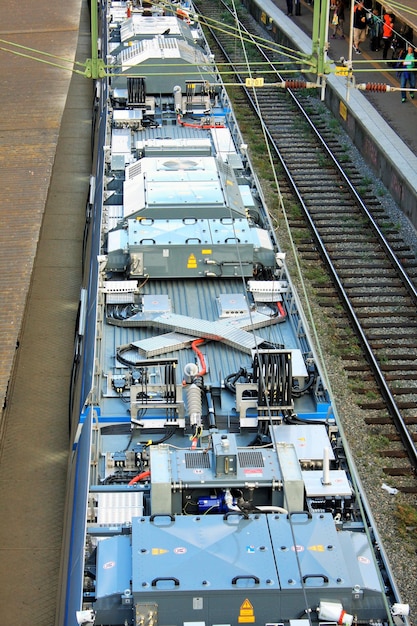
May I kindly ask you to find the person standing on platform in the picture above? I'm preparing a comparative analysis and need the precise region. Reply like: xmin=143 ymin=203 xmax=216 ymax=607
xmin=368 ymin=9 xmax=382 ymax=51
xmin=330 ymin=0 xmax=345 ymax=39
xmin=382 ymin=11 xmax=394 ymax=60
xmin=352 ymin=0 xmax=367 ymax=54
xmin=286 ymin=0 xmax=293 ymax=16
xmin=398 ymin=44 xmax=416 ymax=103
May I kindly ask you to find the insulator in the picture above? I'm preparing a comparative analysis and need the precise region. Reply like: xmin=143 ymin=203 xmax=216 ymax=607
xmin=183 ymin=362 xmax=199 ymax=384
xmin=284 ymin=80 xmax=307 ymax=89
xmin=186 ymin=382 xmax=202 ymax=426
xmin=173 ymin=85 xmax=182 ymax=113
xmin=359 ymin=82 xmax=387 ymax=92
xmin=322 ymin=447 xmax=331 ymax=485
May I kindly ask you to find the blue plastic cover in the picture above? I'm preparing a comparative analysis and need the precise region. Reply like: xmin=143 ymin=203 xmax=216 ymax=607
xmin=96 ymin=535 xmax=132 ymax=598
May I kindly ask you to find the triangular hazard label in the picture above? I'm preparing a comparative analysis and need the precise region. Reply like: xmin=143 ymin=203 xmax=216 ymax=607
xmin=187 ymin=254 xmax=197 ymax=268
xmin=238 ymin=598 xmax=255 ymax=623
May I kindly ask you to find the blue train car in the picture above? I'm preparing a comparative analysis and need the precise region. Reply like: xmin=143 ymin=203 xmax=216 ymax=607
xmin=57 ymin=2 xmax=410 ymax=625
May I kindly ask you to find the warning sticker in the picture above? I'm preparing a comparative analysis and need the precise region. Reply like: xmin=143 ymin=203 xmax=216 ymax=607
xmin=291 ymin=544 xmax=304 ymax=552
xmin=187 ymin=254 xmax=197 ymax=269
xmin=244 ymin=468 xmax=263 ymax=476
xmin=238 ymin=598 xmax=255 ymax=623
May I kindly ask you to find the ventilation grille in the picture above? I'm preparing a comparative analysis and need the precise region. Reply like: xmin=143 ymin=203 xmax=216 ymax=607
xmin=127 ymin=77 xmax=146 ymax=105
xmin=238 ymin=450 xmax=264 ymax=468
xmin=185 ymin=452 xmax=211 ymax=469
xmin=128 ymin=161 xmax=142 ymax=180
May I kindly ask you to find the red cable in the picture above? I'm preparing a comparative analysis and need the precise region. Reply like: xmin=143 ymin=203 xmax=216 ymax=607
xmin=177 ymin=114 xmax=225 ymax=130
xmin=191 ymin=339 xmax=207 ymax=376
xmin=128 ymin=470 xmax=150 ymax=485
xmin=277 ymin=301 xmax=286 ymax=318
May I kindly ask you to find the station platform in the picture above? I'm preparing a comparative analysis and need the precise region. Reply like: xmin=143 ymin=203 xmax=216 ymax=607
xmin=0 ymin=0 xmax=92 ymax=624
xmin=285 ymin=0 xmax=417 ymax=154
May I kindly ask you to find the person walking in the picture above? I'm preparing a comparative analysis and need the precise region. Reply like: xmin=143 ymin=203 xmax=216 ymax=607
xmin=398 ymin=44 xmax=416 ymax=103
xmin=352 ymin=0 xmax=367 ymax=54
xmin=330 ymin=0 xmax=345 ymax=39
xmin=382 ymin=11 xmax=394 ymax=61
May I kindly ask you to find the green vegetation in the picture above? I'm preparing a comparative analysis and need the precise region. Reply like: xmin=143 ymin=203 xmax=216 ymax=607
xmin=363 ymin=390 xmax=381 ymax=401
xmin=249 ymin=139 xmax=268 ymax=156
xmin=317 ymin=153 xmax=329 ymax=168
xmin=291 ymin=229 xmax=306 ymax=244
xmin=380 ymin=220 xmax=401 ymax=233
xmin=286 ymin=202 xmax=303 ymax=219
xmin=303 ymin=265 xmax=329 ymax=284
xmin=220 ymin=10 xmax=235 ymax=24
xmin=367 ymin=434 xmax=391 ymax=452
xmin=395 ymin=504 xmax=417 ymax=550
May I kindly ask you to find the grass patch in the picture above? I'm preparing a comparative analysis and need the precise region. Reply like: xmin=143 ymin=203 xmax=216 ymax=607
xmin=395 ymin=504 xmax=417 ymax=549
xmin=303 ymin=265 xmax=329 ymax=284
xmin=369 ymin=435 xmax=391 ymax=451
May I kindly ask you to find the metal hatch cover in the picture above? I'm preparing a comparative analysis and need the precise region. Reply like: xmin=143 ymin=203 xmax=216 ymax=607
xmin=131 ymin=514 xmax=278 ymax=593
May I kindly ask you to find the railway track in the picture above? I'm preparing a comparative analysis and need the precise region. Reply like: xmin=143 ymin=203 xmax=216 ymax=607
xmin=195 ymin=0 xmax=417 ymax=492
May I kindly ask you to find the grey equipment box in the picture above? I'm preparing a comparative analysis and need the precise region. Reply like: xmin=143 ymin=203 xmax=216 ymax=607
xmin=94 ymin=512 xmax=387 ymax=625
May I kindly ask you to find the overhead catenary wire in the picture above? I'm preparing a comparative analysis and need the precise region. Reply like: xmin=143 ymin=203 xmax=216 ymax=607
xmin=382 ymin=0 xmax=417 ymax=18
xmin=197 ymin=12 xmax=310 ymax=65
xmin=0 ymin=36 xmax=87 ymax=75
xmin=161 ymin=0 xmax=311 ymax=61
xmin=0 ymin=0 xmax=311 ymax=78
xmin=0 ymin=4 xmax=412 ymax=84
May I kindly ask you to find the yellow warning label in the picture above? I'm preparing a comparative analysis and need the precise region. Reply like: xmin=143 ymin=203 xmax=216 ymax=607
xmin=308 ymin=544 xmax=325 ymax=552
xmin=151 ymin=548 xmax=168 ymax=555
xmin=238 ymin=599 xmax=255 ymax=623
xmin=335 ymin=65 xmax=350 ymax=76
xmin=201 ymin=249 xmax=212 ymax=255
xmin=187 ymin=254 xmax=197 ymax=269
xmin=245 ymin=77 xmax=264 ymax=87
